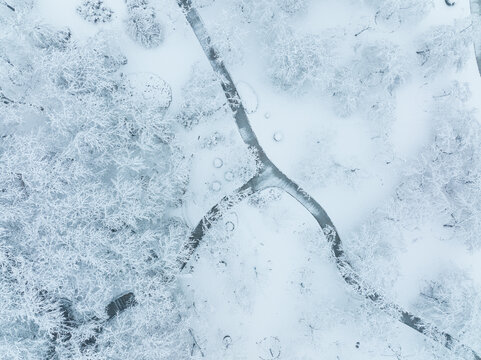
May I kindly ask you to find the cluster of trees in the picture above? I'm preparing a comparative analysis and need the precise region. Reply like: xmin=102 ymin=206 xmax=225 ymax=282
xmin=235 ymin=0 xmax=308 ymax=26
xmin=264 ymin=25 xmax=411 ymax=128
xmin=366 ymin=0 xmax=434 ymax=29
xmin=229 ymin=0 xmax=478 ymax=138
xmin=415 ymin=268 xmax=481 ymax=347
xmin=267 ymin=26 xmax=338 ymax=93
xmin=75 ymin=0 xmax=164 ymax=49
xmin=344 ymin=207 xmax=404 ymax=297
xmin=177 ymin=64 xmax=228 ymax=129
xmin=392 ymin=82 xmax=481 ymax=249
xmin=343 ymin=81 xmax=481 ymax=358
xmin=0 ymin=5 xmax=193 ymax=359
xmin=196 ymin=0 xmax=310 ymax=66
xmin=76 ymin=0 xmax=113 ymax=24
xmin=416 ymin=19 xmax=477 ymax=78
xmin=329 ymin=41 xmax=410 ymax=120
xmin=226 ymin=1 xmax=413 ymax=131
xmin=125 ymin=0 xmax=164 ymax=48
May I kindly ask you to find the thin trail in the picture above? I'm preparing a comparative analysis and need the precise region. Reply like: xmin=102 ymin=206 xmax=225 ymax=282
xmin=175 ymin=0 xmax=481 ymax=358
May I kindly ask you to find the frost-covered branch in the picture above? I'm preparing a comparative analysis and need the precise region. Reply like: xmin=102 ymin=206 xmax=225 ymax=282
xmin=1 ymin=1 xmax=14 ymax=11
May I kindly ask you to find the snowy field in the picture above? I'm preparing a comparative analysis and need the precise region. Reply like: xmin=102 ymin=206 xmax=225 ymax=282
xmin=2 ymin=0 xmax=481 ymax=359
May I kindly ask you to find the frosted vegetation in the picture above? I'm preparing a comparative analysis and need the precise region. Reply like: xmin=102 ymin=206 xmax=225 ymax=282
xmin=76 ymin=0 xmax=113 ymax=24
xmin=1 ymin=0 xmax=481 ymax=359
xmin=125 ymin=0 xmax=163 ymax=48
xmin=0 ymin=4 xmax=190 ymax=358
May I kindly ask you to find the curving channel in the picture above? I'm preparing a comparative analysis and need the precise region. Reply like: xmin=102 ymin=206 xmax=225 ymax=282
xmin=175 ymin=0 xmax=481 ymax=358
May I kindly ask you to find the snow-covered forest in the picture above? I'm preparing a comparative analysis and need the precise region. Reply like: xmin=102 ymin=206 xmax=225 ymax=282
xmin=1 ymin=0 xmax=481 ymax=359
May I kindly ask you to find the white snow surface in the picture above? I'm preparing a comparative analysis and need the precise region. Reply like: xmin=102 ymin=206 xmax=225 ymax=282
xmin=11 ymin=0 xmax=481 ymax=358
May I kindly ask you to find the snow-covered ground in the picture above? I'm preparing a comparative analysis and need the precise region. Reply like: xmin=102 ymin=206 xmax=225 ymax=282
xmin=3 ymin=0 xmax=481 ymax=358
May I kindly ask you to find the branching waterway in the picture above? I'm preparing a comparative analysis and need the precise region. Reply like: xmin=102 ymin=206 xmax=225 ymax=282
xmin=175 ymin=1 xmax=481 ymax=358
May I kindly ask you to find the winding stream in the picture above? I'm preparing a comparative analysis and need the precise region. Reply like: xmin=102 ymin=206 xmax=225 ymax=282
xmin=175 ymin=0 xmax=481 ymax=358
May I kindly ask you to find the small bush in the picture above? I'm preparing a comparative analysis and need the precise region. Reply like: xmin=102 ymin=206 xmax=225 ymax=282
xmin=76 ymin=0 xmax=114 ymax=24
xmin=125 ymin=2 xmax=163 ymax=48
